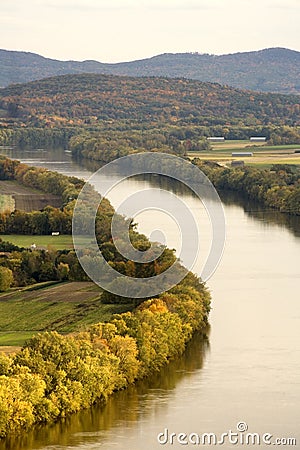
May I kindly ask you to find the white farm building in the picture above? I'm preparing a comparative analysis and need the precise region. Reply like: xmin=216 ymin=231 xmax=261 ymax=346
xmin=250 ymin=137 xmax=266 ymax=142
xmin=207 ymin=137 xmax=225 ymax=142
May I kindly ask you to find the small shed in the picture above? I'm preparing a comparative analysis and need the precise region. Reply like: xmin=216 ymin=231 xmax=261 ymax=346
xmin=232 ymin=152 xmax=253 ymax=157
xmin=231 ymin=160 xmax=245 ymax=167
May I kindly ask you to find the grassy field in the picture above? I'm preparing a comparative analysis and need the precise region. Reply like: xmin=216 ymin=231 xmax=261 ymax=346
xmin=0 ymin=234 xmax=91 ymax=250
xmin=0 ymin=332 xmax=36 ymax=346
xmin=188 ymin=141 xmax=300 ymax=167
xmin=0 ymin=179 xmax=61 ymax=211
xmin=0 ymin=281 xmax=134 ymax=347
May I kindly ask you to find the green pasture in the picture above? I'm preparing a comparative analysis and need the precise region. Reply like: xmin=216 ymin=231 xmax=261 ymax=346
xmin=0 ymin=234 xmax=91 ymax=250
xmin=0 ymin=282 xmax=134 ymax=346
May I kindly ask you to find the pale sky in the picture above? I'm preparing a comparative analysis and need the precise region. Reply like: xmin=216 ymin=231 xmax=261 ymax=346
xmin=0 ymin=0 xmax=299 ymax=62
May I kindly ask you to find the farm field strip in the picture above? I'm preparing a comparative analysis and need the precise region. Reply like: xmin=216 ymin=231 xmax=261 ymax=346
xmin=0 ymin=281 xmax=134 ymax=346
xmin=0 ymin=179 xmax=62 ymax=211
xmin=188 ymin=142 xmax=300 ymax=166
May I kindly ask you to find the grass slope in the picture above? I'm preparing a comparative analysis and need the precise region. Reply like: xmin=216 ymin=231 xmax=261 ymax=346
xmin=0 ymin=281 xmax=134 ymax=346
xmin=0 ymin=179 xmax=62 ymax=211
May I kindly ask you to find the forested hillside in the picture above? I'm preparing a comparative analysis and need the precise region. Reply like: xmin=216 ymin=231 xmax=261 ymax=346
xmin=0 ymin=73 xmax=299 ymax=162
xmin=1 ymin=47 xmax=300 ymax=94
xmin=0 ymin=73 xmax=299 ymax=126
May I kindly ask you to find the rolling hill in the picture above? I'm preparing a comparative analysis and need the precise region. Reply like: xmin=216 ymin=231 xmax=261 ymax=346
xmin=0 ymin=73 xmax=299 ymax=127
xmin=0 ymin=47 xmax=299 ymax=94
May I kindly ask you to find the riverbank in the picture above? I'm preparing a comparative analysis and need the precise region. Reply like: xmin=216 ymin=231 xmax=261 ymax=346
xmin=0 ymin=275 xmax=210 ymax=438
xmin=0 ymin=148 xmax=299 ymax=449
xmin=0 ymin=156 xmax=211 ymax=439
xmin=194 ymin=159 xmax=300 ymax=215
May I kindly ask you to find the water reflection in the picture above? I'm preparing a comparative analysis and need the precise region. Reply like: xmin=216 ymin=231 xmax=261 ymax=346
xmin=0 ymin=331 xmax=209 ymax=450
xmin=219 ymin=190 xmax=300 ymax=238
xmin=132 ymin=171 xmax=300 ymax=239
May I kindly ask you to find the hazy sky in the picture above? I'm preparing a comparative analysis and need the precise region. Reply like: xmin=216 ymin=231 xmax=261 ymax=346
xmin=0 ymin=0 xmax=299 ymax=62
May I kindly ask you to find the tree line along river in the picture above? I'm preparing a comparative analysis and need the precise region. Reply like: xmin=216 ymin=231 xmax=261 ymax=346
xmin=0 ymin=147 xmax=299 ymax=450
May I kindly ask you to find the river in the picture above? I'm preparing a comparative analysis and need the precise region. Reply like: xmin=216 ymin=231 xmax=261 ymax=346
xmin=0 ymin=147 xmax=299 ymax=450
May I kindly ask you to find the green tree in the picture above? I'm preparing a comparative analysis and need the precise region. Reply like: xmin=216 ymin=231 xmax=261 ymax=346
xmin=0 ymin=266 xmax=13 ymax=291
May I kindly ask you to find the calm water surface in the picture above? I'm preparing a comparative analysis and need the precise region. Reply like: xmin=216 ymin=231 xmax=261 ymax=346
xmin=0 ymin=147 xmax=299 ymax=450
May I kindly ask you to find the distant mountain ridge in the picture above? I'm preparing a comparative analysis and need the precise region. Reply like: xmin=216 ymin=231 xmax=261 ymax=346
xmin=0 ymin=47 xmax=300 ymax=94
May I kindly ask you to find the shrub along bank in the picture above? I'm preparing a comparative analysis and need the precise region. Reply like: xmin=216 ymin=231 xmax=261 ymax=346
xmin=0 ymin=272 xmax=210 ymax=438
xmin=194 ymin=160 xmax=300 ymax=215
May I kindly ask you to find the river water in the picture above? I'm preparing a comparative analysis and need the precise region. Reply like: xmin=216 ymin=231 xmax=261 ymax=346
xmin=0 ymin=147 xmax=299 ymax=450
